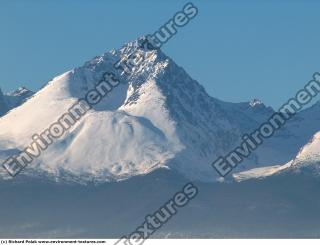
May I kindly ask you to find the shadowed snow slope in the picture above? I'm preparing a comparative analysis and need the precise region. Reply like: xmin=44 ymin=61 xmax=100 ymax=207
xmin=234 ymin=131 xmax=320 ymax=182
xmin=1 ymin=37 xmax=320 ymax=183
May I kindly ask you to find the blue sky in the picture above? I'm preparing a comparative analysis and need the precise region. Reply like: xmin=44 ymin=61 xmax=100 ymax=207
xmin=0 ymin=0 xmax=320 ymax=109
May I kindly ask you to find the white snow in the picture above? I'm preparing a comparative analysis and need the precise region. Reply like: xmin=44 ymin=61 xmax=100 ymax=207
xmin=233 ymin=161 xmax=292 ymax=182
xmin=294 ymin=131 xmax=320 ymax=163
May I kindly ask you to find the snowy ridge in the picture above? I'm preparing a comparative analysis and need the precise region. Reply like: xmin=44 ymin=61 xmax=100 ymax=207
xmin=233 ymin=161 xmax=292 ymax=182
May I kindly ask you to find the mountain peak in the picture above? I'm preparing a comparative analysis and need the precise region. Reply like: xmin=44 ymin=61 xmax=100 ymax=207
xmin=8 ymin=86 xmax=33 ymax=97
xmin=83 ymin=35 xmax=166 ymax=72
xmin=249 ymin=98 xmax=263 ymax=107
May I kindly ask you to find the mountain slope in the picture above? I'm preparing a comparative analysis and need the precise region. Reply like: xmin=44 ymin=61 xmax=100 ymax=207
xmin=288 ymin=131 xmax=320 ymax=176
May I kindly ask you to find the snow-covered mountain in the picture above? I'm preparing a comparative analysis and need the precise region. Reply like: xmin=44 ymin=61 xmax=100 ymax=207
xmin=0 ymin=37 xmax=319 ymax=183
xmin=2 ymin=37 xmax=320 ymax=238
xmin=0 ymin=86 xmax=34 ymax=116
